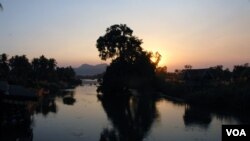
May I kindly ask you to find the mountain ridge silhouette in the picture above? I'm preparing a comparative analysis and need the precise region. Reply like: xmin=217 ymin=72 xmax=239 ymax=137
xmin=74 ymin=63 xmax=107 ymax=76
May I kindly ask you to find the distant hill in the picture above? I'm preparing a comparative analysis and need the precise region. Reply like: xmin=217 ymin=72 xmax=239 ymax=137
xmin=74 ymin=63 xmax=108 ymax=76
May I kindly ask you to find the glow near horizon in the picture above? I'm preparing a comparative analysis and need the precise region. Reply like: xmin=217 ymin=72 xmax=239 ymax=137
xmin=0 ymin=0 xmax=250 ymax=71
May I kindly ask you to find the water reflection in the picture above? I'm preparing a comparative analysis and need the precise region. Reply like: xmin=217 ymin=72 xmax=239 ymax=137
xmin=99 ymin=91 xmax=159 ymax=141
xmin=35 ymin=95 xmax=57 ymax=116
xmin=56 ymin=90 xmax=76 ymax=106
xmin=0 ymin=88 xmax=77 ymax=140
xmin=1 ymin=85 xmax=250 ymax=141
xmin=0 ymin=102 xmax=34 ymax=141
xmin=214 ymin=110 xmax=250 ymax=124
xmin=63 ymin=96 xmax=76 ymax=105
xmin=35 ymin=90 xmax=76 ymax=116
xmin=183 ymin=106 xmax=212 ymax=129
xmin=183 ymin=105 xmax=250 ymax=129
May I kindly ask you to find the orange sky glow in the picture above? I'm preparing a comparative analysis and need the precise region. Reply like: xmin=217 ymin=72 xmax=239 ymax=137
xmin=1 ymin=0 xmax=249 ymax=72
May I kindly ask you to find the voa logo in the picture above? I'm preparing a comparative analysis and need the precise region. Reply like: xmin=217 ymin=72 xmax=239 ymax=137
xmin=226 ymin=129 xmax=246 ymax=136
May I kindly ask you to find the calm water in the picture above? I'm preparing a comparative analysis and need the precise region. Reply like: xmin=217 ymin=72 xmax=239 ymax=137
xmin=1 ymin=82 xmax=248 ymax=141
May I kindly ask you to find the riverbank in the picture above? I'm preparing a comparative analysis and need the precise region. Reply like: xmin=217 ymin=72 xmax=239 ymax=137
xmin=157 ymin=81 xmax=250 ymax=111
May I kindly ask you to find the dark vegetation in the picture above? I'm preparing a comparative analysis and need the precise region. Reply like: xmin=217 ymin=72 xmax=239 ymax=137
xmin=156 ymin=64 xmax=250 ymax=111
xmin=0 ymin=87 xmax=76 ymax=140
xmin=0 ymin=53 xmax=80 ymax=140
xmin=0 ymin=54 xmax=81 ymax=91
xmin=96 ymin=24 xmax=163 ymax=141
xmin=96 ymin=24 xmax=161 ymax=96
xmin=95 ymin=24 xmax=250 ymax=118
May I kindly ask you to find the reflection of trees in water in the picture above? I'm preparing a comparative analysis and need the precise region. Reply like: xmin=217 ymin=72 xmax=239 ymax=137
xmin=35 ymin=96 xmax=57 ymax=116
xmin=183 ymin=106 xmax=212 ymax=129
xmin=0 ymin=103 xmax=34 ymax=141
xmin=99 ymin=91 xmax=159 ymax=141
xmin=63 ymin=96 xmax=76 ymax=105
xmin=212 ymin=108 xmax=250 ymax=124
xmin=61 ymin=90 xmax=76 ymax=105
xmin=183 ymin=105 xmax=250 ymax=129
xmin=35 ymin=90 xmax=76 ymax=116
xmin=0 ymin=89 xmax=77 ymax=140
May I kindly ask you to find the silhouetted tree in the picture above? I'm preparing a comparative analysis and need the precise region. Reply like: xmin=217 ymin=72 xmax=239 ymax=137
xmin=31 ymin=55 xmax=57 ymax=81
xmin=222 ymin=68 xmax=231 ymax=82
xmin=96 ymin=24 xmax=161 ymax=95
xmin=56 ymin=66 xmax=76 ymax=81
xmin=97 ymin=24 xmax=143 ymax=62
xmin=0 ymin=53 xmax=80 ymax=88
xmin=155 ymin=66 xmax=167 ymax=80
xmin=0 ymin=53 xmax=9 ymax=80
xmin=233 ymin=63 xmax=250 ymax=83
xmin=210 ymin=65 xmax=232 ymax=82
xmin=9 ymin=55 xmax=32 ymax=84
xmin=184 ymin=65 xmax=192 ymax=70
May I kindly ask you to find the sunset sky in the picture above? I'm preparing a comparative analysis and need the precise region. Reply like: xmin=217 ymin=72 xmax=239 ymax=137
xmin=1 ymin=0 xmax=250 ymax=72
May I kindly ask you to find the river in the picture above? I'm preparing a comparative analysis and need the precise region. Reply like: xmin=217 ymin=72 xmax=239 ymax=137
xmin=1 ymin=81 xmax=248 ymax=141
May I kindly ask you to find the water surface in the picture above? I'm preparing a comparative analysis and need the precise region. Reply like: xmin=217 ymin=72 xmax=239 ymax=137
xmin=2 ymin=83 xmax=248 ymax=141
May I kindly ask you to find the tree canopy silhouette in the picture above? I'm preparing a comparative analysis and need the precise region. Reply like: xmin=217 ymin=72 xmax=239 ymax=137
xmin=97 ymin=24 xmax=143 ymax=62
xmin=0 ymin=53 xmax=9 ymax=80
xmin=9 ymin=55 xmax=32 ymax=84
xmin=0 ymin=53 xmax=80 ymax=88
xmin=32 ymin=55 xmax=57 ymax=81
xmin=96 ymin=24 xmax=161 ymax=95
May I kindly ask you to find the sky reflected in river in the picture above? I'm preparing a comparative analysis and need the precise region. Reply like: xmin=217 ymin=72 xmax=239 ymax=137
xmin=9 ymin=84 xmax=245 ymax=141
